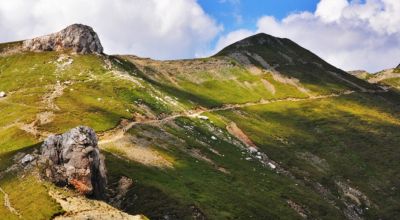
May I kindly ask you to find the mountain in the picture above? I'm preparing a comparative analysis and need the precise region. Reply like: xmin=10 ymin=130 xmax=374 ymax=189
xmin=351 ymin=64 xmax=400 ymax=91
xmin=348 ymin=70 xmax=370 ymax=80
xmin=0 ymin=24 xmax=400 ymax=220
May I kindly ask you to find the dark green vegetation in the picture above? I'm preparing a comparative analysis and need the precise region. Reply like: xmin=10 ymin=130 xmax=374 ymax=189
xmin=0 ymin=34 xmax=399 ymax=219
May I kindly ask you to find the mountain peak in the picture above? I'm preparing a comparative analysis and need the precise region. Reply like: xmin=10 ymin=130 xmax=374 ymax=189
xmin=22 ymin=24 xmax=103 ymax=54
xmin=224 ymin=33 xmax=290 ymax=50
xmin=215 ymin=32 xmax=325 ymax=69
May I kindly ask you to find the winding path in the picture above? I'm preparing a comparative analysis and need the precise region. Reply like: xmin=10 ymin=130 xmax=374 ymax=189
xmin=99 ymin=90 xmax=357 ymax=144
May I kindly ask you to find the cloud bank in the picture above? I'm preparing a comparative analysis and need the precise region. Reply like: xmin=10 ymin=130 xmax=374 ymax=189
xmin=0 ymin=0 xmax=399 ymax=71
xmin=0 ymin=0 xmax=221 ymax=60
xmin=214 ymin=0 xmax=400 ymax=72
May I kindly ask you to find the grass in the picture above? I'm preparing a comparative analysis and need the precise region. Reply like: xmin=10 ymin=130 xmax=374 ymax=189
xmin=0 ymin=126 xmax=37 ymax=153
xmin=0 ymin=40 xmax=399 ymax=219
xmin=0 ymin=173 xmax=63 ymax=220
xmin=214 ymin=93 xmax=400 ymax=219
xmin=0 ymin=41 xmax=22 ymax=53
xmin=104 ymin=118 xmax=345 ymax=219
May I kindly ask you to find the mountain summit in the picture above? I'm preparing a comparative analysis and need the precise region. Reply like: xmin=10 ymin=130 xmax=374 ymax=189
xmin=215 ymin=33 xmax=377 ymax=93
xmin=217 ymin=33 xmax=337 ymax=71
xmin=22 ymin=24 xmax=103 ymax=54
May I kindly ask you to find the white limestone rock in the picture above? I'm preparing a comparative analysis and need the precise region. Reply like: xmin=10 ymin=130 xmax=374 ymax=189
xmin=23 ymin=24 xmax=103 ymax=54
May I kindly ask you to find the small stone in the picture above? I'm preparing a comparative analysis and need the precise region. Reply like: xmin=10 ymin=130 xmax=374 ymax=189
xmin=0 ymin=91 xmax=6 ymax=98
xmin=248 ymin=147 xmax=258 ymax=154
xmin=211 ymin=136 xmax=217 ymax=140
xmin=20 ymin=154 xmax=34 ymax=165
xmin=197 ymin=115 xmax=209 ymax=120
xmin=268 ymin=162 xmax=276 ymax=169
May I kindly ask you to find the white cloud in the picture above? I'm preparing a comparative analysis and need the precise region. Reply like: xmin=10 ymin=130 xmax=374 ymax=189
xmin=213 ymin=29 xmax=254 ymax=53
xmin=213 ymin=0 xmax=400 ymax=72
xmin=315 ymin=0 xmax=349 ymax=22
xmin=0 ymin=0 xmax=222 ymax=60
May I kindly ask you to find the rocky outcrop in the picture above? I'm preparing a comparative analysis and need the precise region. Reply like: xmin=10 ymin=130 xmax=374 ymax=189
xmin=23 ymin=24 xmax=103 ymax=54
xmin=40 ymin=126 xmax=107 ymax=199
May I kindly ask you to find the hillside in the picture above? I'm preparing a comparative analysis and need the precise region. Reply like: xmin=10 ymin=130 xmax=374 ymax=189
xmin=0 ymin=25 xmax=400 ymax=219
xmin=371 ymin=69 xmax=400 ymax=90
xmin=351 ymin=66 xmax=400 ymax=92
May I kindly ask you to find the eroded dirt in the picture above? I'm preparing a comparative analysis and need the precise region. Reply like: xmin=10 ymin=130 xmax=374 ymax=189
xmin=49 ymin=189 xmax=145 ymax=220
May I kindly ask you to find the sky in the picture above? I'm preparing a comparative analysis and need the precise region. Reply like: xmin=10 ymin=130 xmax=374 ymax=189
xmin=0 ymin=0 xmax=399 ymax=72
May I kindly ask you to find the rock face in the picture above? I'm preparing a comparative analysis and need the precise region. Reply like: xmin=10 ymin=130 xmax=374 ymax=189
xmin=40 ymin=126 xmax=107 ymax=199
xmin=23 ymin=24 xmax=103 ymax=54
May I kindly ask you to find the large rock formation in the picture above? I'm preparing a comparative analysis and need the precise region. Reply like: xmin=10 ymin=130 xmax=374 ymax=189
xmin=23 ymin=24 xmax=103 ymax=54
xmin=40 ymin=126 xmax=107 ymax=199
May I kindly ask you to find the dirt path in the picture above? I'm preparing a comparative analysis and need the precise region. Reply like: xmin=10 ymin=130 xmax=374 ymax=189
xmin=0 ymin=187 xmax=21 ymax=218
xmin=99 ymin=90 xmax=356 ymax=143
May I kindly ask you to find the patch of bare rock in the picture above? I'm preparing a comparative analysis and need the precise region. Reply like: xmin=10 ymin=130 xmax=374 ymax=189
xmin=22 ymin=24 xmax=103 ymax=54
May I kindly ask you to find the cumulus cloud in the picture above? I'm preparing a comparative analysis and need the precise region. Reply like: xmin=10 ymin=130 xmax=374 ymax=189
xmin=213 ymin=0 xmax=400 ymax=72
xmin=0 ymin=0 xmax=222 ymax=60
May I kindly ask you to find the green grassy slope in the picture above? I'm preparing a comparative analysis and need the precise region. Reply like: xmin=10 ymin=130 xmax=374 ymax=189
xmin=0 ymin=35 xmax=399 ymax=220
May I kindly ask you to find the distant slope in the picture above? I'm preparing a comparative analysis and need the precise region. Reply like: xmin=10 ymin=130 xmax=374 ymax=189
xmin=356 ymin=65 xmax=400 ymax=91
xmin=348 ymin=70 xmax=370 ymax=80
xmin=120 ymin=34 xmax=382 ymax=110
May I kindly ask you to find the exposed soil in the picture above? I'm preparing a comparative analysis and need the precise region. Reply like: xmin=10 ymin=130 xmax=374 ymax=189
xmin=226 ymin=122 xmax=257 ymax=148
xmin=49 ymin=189 xmax=145 ymax=220
xmin=100 ymin=135 xmax=173 ymax=168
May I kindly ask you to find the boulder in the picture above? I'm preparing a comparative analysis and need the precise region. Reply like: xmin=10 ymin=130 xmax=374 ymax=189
xmin=22 ymin=24 xmax=103 ymax=54
xmin=40 ymin=126 xmax=107 ymax=199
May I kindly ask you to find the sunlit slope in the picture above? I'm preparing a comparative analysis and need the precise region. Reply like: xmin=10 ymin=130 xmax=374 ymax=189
xmin=366 ymin=67 xmax=400 ymax=91
xmin=0 ymin=51 xmax=191 ymax=153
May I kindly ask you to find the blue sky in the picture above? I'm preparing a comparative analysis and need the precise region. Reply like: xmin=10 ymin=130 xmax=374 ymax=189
xmin=199 ymin=0 xmax=319 ymax=34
